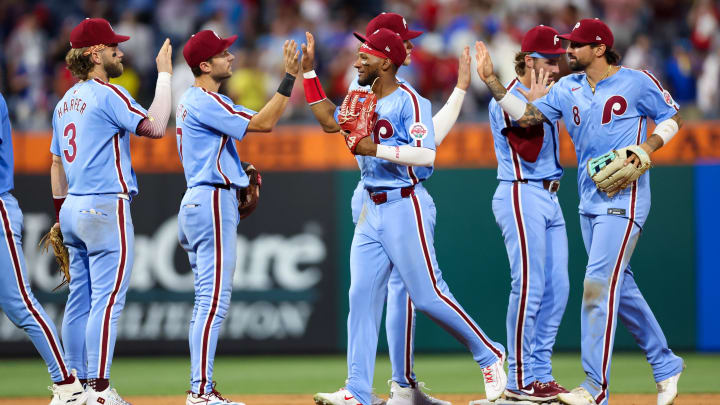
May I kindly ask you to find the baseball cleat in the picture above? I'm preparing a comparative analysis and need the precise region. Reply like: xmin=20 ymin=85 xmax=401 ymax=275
xmin=656 ymin=366 xmax=684 ymax=405
xmin=86 ymin=386 xmax=131 ymax=405
xmin=387 ymin=380 xmax=451 ymax=405
xmin=481 ymin=353 xmax=507 ymax=402
xmin=49 ymin=369 xmax=88 ymax=405
xmin=186 ymin=385 xmax=245 ymax=405
xmin=314 ymin=388 xmax=364 ymax=405
xmin=504 ymin=381 xmax=559 ymax=402
xmin=557 ymin=387 xmax=596 ymax=405
xmin=542 ymin=381 xmax=569 ymax=395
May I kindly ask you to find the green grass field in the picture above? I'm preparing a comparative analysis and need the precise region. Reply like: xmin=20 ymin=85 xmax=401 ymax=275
xmin=2 ymin=352 xmax=718 ymax=397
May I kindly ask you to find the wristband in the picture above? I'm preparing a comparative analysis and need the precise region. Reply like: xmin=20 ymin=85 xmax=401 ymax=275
xmin=653 ymin=118 xmax=679 ymax=145
xmin=303 ymin=70 xmax=327 ymax=105
xmin=53 ymin=196 xmax=66 ymax=223
xmin=277 ymin=73 xmax=296 ymax=97
xmin=497 ymin=92 xmax=527 ymax=121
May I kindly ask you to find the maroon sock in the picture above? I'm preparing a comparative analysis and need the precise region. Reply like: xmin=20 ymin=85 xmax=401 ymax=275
xmin=89 ymin=378 xmax=110 ymax=392
xmin=55 ymin=374 xmax=76 ymax=386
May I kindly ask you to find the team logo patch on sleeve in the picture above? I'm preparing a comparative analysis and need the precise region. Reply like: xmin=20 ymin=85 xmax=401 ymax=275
xmin=663 ymin=90 xmax=674 ymax=106
xmin=409 ymin=122 xmax=428 ymax=140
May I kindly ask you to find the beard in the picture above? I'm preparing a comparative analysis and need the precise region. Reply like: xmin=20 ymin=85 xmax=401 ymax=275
xmin=211 ymin=70 xmax=232 ymax=82
xmin=104 ymin=60 xmax=124 ymax=78
xmin=358 ymin=68 xmax=379 ymax=87
xmin=568 ymin=57 xmax=589 ymax=71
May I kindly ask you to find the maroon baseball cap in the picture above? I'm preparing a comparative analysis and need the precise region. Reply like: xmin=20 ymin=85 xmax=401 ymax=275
xmin=183 ymin=30 xmax=238 ymax=68
xmin=354 ymin=28 xmax=406 ymax=67
xmin=521 ymin=25 xmax=565 ymax=57
xmin=558 ymin=18 xmax=614 ymax=48
xmin=70 ymin=18 xmax=130 ymax=48
xmin=366 ymin=12 xmax=422 ymax=41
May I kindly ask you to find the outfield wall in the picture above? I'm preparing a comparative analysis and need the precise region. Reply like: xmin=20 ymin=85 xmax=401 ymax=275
xmin=1 ymin=124 xmax=718 ymax=356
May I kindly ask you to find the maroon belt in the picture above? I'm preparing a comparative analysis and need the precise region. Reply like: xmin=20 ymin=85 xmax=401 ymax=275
xmin=513 ymin=179 xmax=560 ymax=193
xmin=369 ymin=186 xmax=415 ymax=205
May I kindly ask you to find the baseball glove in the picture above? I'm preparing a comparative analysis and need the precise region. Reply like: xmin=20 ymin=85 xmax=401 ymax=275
xmin=39 ymin=224 xmax=70 ymax=291
xmin=238 ymin=162 xmax=262 ymax=220
xmin=587 ymin=145 xmax=652 ymax=197
xmin=337 ymin=89 xmax=377 ymax=154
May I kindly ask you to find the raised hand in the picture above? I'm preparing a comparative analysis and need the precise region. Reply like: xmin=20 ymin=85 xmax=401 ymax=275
xmin=517 ymin=68 xmax=554 ymax=102
xmin=301 ymin=31 xmax=316 ymax=73
xmin=456 ymin=46 xmax=471 ymax=91
xmin=474 ymin=41 xmax=496 ymax=82
xmin=156 ymin=38 xmax=172 ymax=74
xmin=283 ymin=39 xmax=300 ymax=75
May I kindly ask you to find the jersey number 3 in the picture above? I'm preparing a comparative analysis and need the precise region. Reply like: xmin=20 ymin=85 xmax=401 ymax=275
xmin=63 ymin=122 xmax=77 ymax=163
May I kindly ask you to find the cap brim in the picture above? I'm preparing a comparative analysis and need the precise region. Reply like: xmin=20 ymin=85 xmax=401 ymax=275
xmin=353 ymin=32 xmax=368 ymax=43
xmin=114 ymin=34 xmax=130 ymax=43
xmin=221 ymin=34 xmax=238 ymax=51
xmin=402 ymin=30 xmax=423 ymax=40
xmin=529 ymin=51 xmax=565 ymax=58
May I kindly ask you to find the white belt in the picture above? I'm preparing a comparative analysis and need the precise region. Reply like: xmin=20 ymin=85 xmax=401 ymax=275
xmin=117 ymin=193 xmax=130 ymax=201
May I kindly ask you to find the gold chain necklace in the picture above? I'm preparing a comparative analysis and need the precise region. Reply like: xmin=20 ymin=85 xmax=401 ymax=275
xmin=587 ymin=65 xmax=614 ymax=93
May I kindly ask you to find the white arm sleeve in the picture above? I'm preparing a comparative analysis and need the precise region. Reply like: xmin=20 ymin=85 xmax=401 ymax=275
xmin=376 ymin=144 xmax=436 ymax=166
xmin=433 ymin=87 xmax=466 ymax=145
xmin=652 ymin=117 xmax=679 ymax=145
xmin=135 ymin=72 xmax=172 ymax=138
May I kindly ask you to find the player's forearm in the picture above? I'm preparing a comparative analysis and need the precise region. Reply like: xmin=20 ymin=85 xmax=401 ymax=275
xmin=247 ymin=93 xmax=290 ymax=132
xmin=136 ymin=72 xmax=171 ymax=138
xmin=374 ymin=145 xmax=436 ymax=167
xmin=485 ymin=74 xmax=508 ymax=101
xmin=50 ymin=155 xmax=68 ymax=198
xmin=516 ymin=104 xmax=547 ymax=127
xmin=646 ymin=113 xmax=684 ymax=152
xmin=310 ymin=99 xmax=341 ymax=133
xmin=433 ymin=87 xmax=466 ymax=145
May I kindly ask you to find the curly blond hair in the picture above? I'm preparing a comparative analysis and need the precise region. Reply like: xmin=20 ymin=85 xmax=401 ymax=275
xmin=65 ymin=48 xmax=95 ymax=80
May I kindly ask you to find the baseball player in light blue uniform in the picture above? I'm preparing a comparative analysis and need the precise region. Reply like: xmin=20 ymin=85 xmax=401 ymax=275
xmin=177 ymin=30 xmax=298 ymax=405
xmin=307 ymin=29 xmax=506 ymax=405
xmin=488 ymin=25 xmax=570 ymax=403
xmin=0 ymin=92 xmax=87 ymax=405
xmin=345 ymin=13 xmax=469 ymax=405
xmin=476 ymin=18 xmax=684 ymax=405
xmin=51 ymin=18 xmax=173 ymax=405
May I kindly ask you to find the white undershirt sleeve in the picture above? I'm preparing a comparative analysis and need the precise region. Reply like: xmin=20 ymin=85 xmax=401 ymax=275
xmin=433 ymin=87 xmax=466 ymax=145
xmin=375 ymin=144 xmax=436 ymax=166
xmin=136 ymin=72 xmax=172 ymax=138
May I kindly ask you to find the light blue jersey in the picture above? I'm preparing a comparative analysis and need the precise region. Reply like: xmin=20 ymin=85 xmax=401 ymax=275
xmin=0 ymin=94 xmax=13 ymax=194
xmin=51 ymin=79 xmax=147 ymax=196
xmin=336 ymin=82 xmax=435 ymax=190
xmin=176 ymin=87 xmax=257 ymax=189
xmin=532 ymin=68 xmax=678 ymax=216
xmin=490 ymin=78 xmax=563 ymax=182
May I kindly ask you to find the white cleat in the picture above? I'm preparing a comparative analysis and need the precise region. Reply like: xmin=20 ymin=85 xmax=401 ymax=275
xmin=86 ymin=386 xmax=131 ymax=405
xmin=387 ymin=380 xmax=452 ymax=405
xmin=481 ymin=353 xmax=507 ymax=402
xmin=657 ymin=368 xmax=683 ymax=405
xmin=186 ymin=388 xmax=245 ymax=405
xmin=49 ymin=370 xmax=88 ymax=405
xmin=314 ymin=388 xmax=364 ymax=405
xmin=557 ymin=387 xmax=597 ymax=405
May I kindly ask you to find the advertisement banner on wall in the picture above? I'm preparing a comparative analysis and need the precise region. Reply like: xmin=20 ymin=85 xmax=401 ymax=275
xmin=1 ymin=173 xmax=339 ymax=355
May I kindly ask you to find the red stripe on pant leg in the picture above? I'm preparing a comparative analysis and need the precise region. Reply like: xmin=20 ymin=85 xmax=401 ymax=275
xmin=595 ymin=184 xmax=637 ymax=404
xmin=200 ymin=189 xmax=223 ymax=394
xmin=410 ymin=194 xmax=503 ymax=359
xmin=98 ymin=199 xmax=127 ymax=378
xmin=0 ymin=198 xmax=69 ymax=380
xmin=404 ymin=294 xmax=414 ymax=387
xmin=511 ymin=183 xmax=530 ymax=387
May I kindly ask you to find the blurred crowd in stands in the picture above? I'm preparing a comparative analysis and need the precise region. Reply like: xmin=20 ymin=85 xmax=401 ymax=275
xmin=0 ymin=0 xmax=718 ymax=130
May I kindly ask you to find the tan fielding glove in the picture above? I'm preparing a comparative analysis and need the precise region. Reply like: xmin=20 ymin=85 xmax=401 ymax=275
xmin=587 ymin=145 xmax=652 ymax=198
xmin=40 ymin=223 xmax=70 ymax=291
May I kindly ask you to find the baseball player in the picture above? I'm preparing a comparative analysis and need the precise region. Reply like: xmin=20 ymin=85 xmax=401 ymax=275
xmin=302 ymin=29 xmax=506 ymax=405
xmin=0 ymin=92 xmax=86 ymax=405
xmin=482 ymin=25 xmax=571 ymax=403
xmin=344 ymin=13 xmax=469 ymax=405
xmin=476 ymin=18 xmax=684 ymax=405
xmin=176 ymin=30 xmax=299 ymax=405
xmin=50 ymin=18 xmax=173 ymax=405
